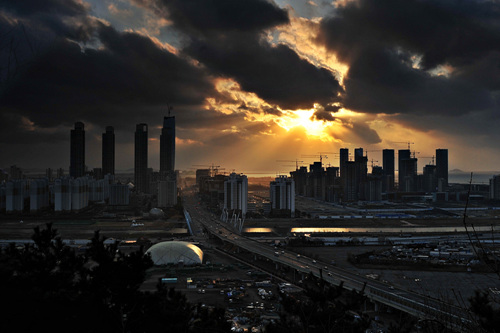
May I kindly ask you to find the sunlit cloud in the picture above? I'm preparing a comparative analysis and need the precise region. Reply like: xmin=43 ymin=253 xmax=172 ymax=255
xmin=108 ymin=3 xmax=133 ymax=18
xmin=176 ymin=137 xmax=203 ymax=146
xmin=275 ymin=13 xmax=348 ymax=82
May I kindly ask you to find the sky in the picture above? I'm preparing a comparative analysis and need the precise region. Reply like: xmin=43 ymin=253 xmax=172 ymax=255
xmin=1 ymin=0 xmax=500 ymax=175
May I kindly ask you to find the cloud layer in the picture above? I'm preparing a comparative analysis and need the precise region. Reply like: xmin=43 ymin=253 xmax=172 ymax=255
xmin=318 ymin=0 xmax=500 ymax=116
xmin=2 ymin=0 xmax=500 ymax=172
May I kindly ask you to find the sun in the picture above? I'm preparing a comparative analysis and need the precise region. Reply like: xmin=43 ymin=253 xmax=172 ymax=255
xmin=276 ymin=109 xmax=338 ymax=142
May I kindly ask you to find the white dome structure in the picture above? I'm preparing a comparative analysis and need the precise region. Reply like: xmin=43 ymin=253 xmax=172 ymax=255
xmin=145 ymin=241 xmax=203 ymax=265
xmin=149 ymin=207 xmax=164 ymax=218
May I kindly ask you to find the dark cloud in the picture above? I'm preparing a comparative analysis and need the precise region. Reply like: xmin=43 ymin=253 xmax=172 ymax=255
xmin=0 ymin=0 xmax=94 ymax=41
xmin=0 ymin=0 xmax=88 ymax=17
xmin=238 ymin=103 xmax=282 ymax=116
xmin=0 ymin=112 xmax=66 ymax=144
xmin=2 ymin=22 xmax=216 ymax=135
xmin=320 ymin=0 xmax=500 ymax=69
xmin=136 ymin=0 xmax=289 ymax=35
xmin=343 ymin=47 xmax=492 ymax=115
xmin=311 ymin=110 xmax=335 ymax=121
xmin=311 ymin=104 xmax=340 ymax=121
xmin=170 ymin=0 xmax=288 ymax=33
xmin=186 ymin=36 xmax=342 ymax=109
xmin=317 ymin=0 xmax=500 ymax=115
xmin=348 ymin=121 xmax=381 ymax=145
xmin=137 ymin=0 xmax=342 ymax=110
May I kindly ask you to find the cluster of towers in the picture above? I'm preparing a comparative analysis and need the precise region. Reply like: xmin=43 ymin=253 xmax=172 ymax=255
xmin=133 ymin=116 xmax=177 ymax=207
xmin=291 ymin=147 xmax=449 ymax=202
xmin=69 ymin=122 xmax=116 ymax=179
xmin=67 ymin=115 xmax=177 ymax=207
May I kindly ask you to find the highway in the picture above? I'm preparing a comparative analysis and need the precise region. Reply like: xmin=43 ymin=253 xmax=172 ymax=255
xmin=184 ymin=192 xmax=474 ymax=331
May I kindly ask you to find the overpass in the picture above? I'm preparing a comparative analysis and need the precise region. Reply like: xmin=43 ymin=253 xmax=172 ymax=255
xmin=184 ymin=194 xmax=474 ymax=332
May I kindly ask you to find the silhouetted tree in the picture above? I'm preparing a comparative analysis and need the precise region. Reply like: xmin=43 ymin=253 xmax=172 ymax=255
xmin=0 ymin=223 xmax=229 ymax=333
xmin=266 ymin=277 xmax=370 ymax=333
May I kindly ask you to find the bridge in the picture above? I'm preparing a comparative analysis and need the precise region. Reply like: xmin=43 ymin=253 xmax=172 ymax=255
xmin=184 ymin=194 xmax=474 ymax=332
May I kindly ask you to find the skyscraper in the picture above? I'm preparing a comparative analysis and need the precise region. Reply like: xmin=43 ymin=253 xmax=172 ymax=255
xmin=134 ymin=123 xmax=148 ymax=193
xmin=399 ymin=150 xmax=417 ymax=192
xmin=354 ymin=148 xmax=364 ymax=161
xmin=339 ymin=148 xmax=349 ymax=176
xmin=339 ymin=148 xmax=349 ymax=202
xmin=398 ymin=149 xmax=411 ymax=190
xmin=70 ymin=122 xmax=85 ymax=178
xmin=423 ymin=164 xmax=437 ymax=192
xmin=354 ymin=148 xmax=367 ymax=200
xmin=102 ymin=126 xmax=115 ymax=175
xmin=160 ymin=116 xmax=175 ymax=175
xmin=224 ymin=173 xmax=248 ymax=215
xmin=270 ymin=175 xmax=295 ymax=215
xmin=382 ymin=149 xmax=395 ymax=191
xmin=436 ymin=149 xmax=448 ymax=187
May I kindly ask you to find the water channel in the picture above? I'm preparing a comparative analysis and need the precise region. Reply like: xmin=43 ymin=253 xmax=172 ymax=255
xmin=244 ymin=225 xmax=499 ymax=234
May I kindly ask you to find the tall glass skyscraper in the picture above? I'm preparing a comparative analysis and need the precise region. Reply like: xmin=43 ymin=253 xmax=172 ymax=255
xmin=160 ymin=116 xmax=175 ymax=174
xmin=134 ymin=123 xmax=148 ymax=193
xmin=102 ymin=126 xmax=115 ymax=175
xmin=398 ymin=149 xmax=411 ymax=191
xmin=383 ymin=149 xmax=395 ymax=191
xmin=70 ymin=122 xmax=85 ymax=178
xmin=436 ymin=148 xmax=448 ymax=186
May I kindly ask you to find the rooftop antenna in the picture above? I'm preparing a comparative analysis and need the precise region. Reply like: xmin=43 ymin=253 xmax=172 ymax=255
xmin=167 ymin=103 xmax=173 ymax=117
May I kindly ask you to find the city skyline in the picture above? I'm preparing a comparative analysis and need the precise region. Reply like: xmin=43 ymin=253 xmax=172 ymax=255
xmin=2 ymin=1 xmax=500 ymax=173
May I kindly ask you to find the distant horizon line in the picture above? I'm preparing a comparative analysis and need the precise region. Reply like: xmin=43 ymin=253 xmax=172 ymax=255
xmin=4 ymin=167 xmax=500 ymax=176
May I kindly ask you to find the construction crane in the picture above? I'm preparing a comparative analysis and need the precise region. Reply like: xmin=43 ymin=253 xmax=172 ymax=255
xmin=394 ymin=141 xmax=415 ymax=150
xmin=302 ymin=152 xmax=335 ymax=165
xmin=302 ymin=154 xmax=329 ymax=165
xmin=276 ymin=159 xmax=304 ymax=170
xmin=420 ymin=156 xmax=435 ymax=165
xmin=192 ymin=164 xmax=223 ymax=176
xmin=364 ymin=150 xmax=383 ymax=159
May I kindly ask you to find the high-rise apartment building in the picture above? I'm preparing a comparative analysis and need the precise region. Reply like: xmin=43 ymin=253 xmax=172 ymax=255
xmin=382 ymin=149 xmax=395 ymax=191
xmin=224 ymin=173 xmax=248 ymax=215
xmin=423 ymin=164 xmax=437 ymax=193
xmin=354 ymin=148 xmax=364 ymax=160
xmin=70 ymin=122 xmax=85 ymax=178
xmin=30 ymin=179 xmax=49 ymax=212
xmin=354 ymin=148 xmax=367 ymax=200
xmin=102 ymin=126 xmax=115 ymax=176
xmin=343 ymin=161 xmax=357 ymax=201
xmin=399 ymin=156 xmax=418 ymax=192
xmin=270 ymin=175 xmax=295 ymax=215
xmin=490 ymin=175 xmax=500 ymax=200
xmin=134 ymin=123 xmax=148 ymax=193
xmin=158 ymin=171 xmax=178 ymax=208
xmin=436 ymin=149 xmax=448 ymax=188
xmin=398 ymin=149 xmax=411 ymax=191
xmin=109 ymin=183 xmax=130 ymax=206
xmin=5 ymin=180 xmax=29 ymax=212
xmin=160 ymin=116 xmax=175 ymax=175
xmin=339 ymin=148 xmax=349 ymax=177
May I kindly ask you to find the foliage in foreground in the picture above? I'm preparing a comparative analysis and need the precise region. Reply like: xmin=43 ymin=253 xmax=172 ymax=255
xmin=0 ymin=223 xmax=229 ymax=333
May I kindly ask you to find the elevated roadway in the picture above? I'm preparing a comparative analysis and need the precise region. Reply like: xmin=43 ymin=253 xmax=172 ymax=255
xmin=184 ymin=193 xmax=473 ymax=331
